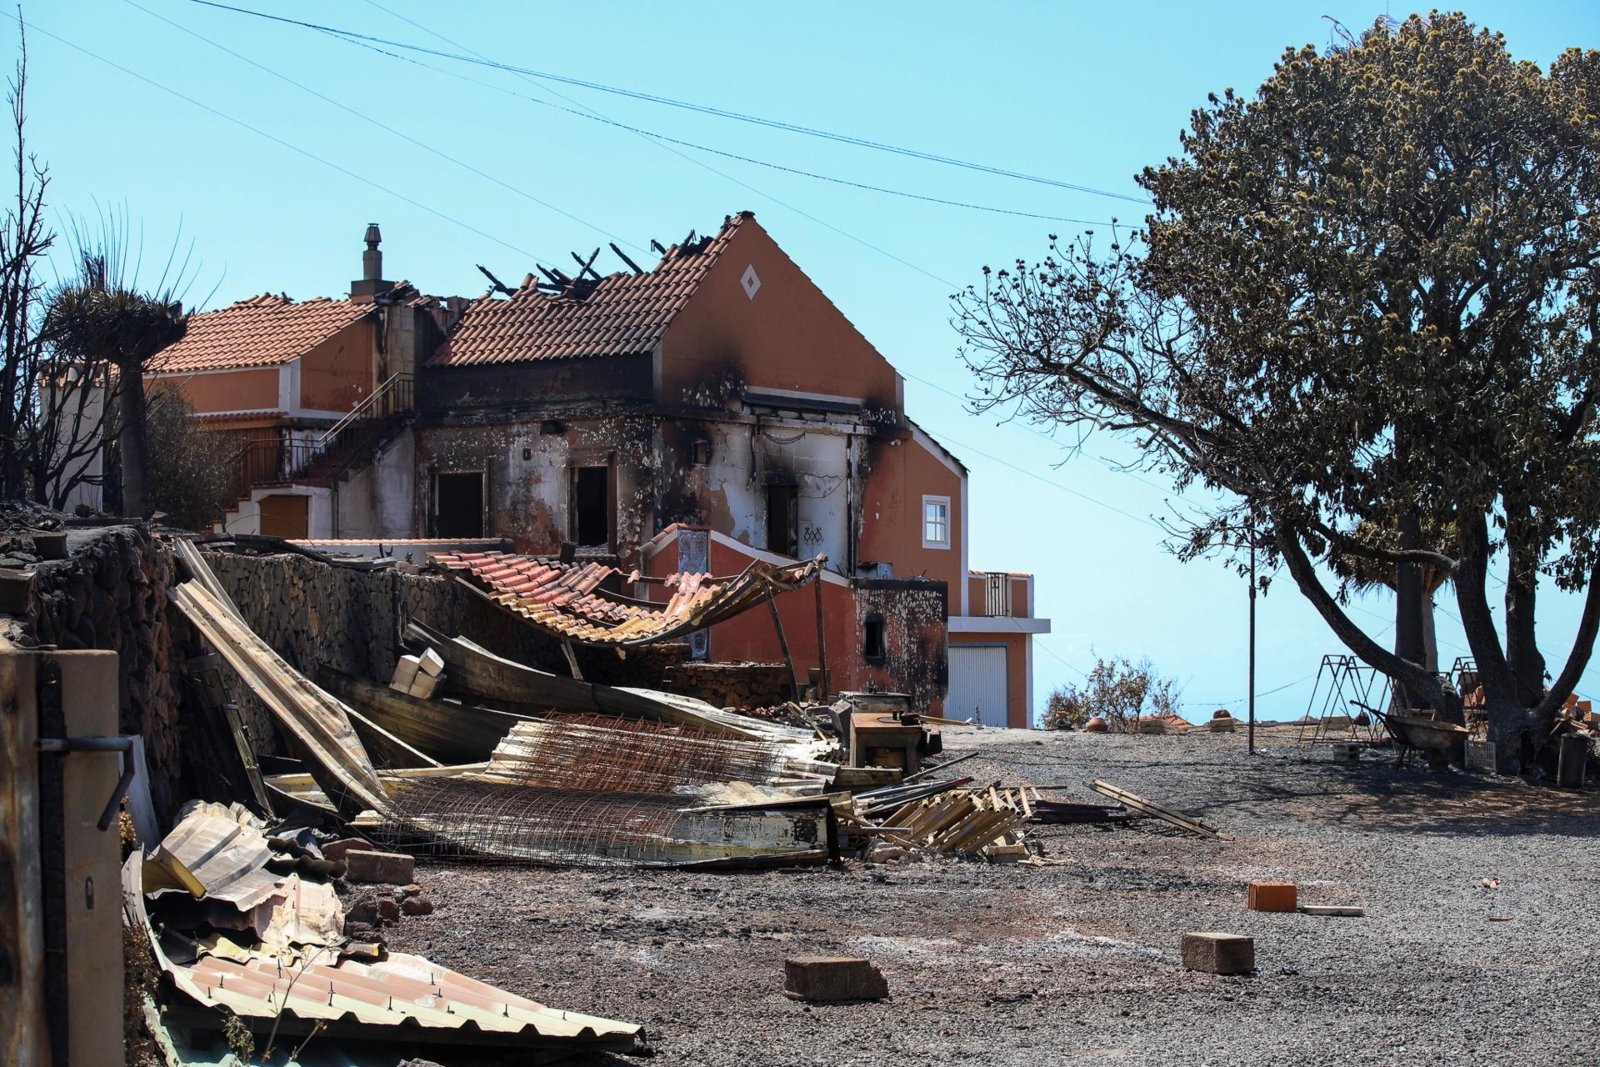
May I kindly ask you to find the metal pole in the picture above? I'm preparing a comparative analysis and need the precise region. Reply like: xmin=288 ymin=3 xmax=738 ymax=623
xmin=812 ymin=568 xmax=830 ymax=702
xmin=1248 ymin=536 xmax=1257 ymax=756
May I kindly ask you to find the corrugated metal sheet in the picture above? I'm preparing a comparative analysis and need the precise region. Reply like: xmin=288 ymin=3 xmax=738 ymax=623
xmin=150 ymin=804 xmax=282 ymax=910
xmin=171 ymin=951 xmax=640 ymax=1049
xmin=431 ymin=549 xmax=822 ymax=647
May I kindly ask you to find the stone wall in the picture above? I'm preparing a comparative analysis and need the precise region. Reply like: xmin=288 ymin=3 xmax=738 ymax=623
xmin=28 ymin=527 xmax=185 ymax=817
xmin=662 ymin=661 xmax=794 ymax=710
xmin=204 ymin=550 xmax=688 ymax=696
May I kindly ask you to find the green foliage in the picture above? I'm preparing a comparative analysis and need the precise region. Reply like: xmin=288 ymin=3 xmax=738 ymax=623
xmin=1041 ymin=655 xmax=1180 ymax=731
xmin=145 ymin=386 xmax=233 ymax=531
xmin=955 ymin=14 xmax=1600 ymax=749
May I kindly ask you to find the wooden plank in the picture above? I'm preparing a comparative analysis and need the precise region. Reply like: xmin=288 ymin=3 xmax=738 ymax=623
xmin=0 ymin=650 xmax=47 ymax=1067
xmin=318 ymin=667 xmax=528 ymax=764
xmin=1089 ymin=779 xmax=1218 ymax=839
xmin=172 ymin=583 xmax=388 ymax=818
xmin=345 ymin=704 xmax=443 ymax=769
xmin=1298 ymin=905 xmax=1365 ymax=917
xmin=409 ymin=623 xmax=763 ymax=738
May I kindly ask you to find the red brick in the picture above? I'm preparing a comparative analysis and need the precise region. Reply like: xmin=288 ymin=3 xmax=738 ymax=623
xmin=1247 ymin=881 xmax=1298 ymax=912
xmin=344 ymin=849 xmax=416 ymax=885
xmin=321 ymin=838 xmax=373 ymax=863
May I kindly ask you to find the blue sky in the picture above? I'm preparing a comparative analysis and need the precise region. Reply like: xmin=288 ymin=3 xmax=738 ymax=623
xmin=13 ymin=2 xmax=1599 ymax=722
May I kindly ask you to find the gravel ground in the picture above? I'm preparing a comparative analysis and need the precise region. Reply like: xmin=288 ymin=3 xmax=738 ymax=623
xmin=382 ymin=727 xmax=1600 ymax=1067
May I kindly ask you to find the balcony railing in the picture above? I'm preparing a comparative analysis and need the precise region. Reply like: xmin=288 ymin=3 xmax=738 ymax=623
xmin=227 ymin=373 xmax=414 ymax=499
xmin=983 ymin=572 xmax=1012 ymax=617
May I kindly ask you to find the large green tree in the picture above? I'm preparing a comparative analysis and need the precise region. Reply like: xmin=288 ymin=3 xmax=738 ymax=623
xmin=953 ymin=14 xmax=1600 ymax=771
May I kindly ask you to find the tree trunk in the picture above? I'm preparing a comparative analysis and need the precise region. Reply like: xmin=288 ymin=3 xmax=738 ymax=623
xmin=1393 ymin=510 xmax=1428 ymax=709
xmin=1453 ymin=512 xmax=1519 ymax=754
xmin=1504 ymin=519 xmax=1546 ymax=708
xmin=116 ymin=361 xmax=152 ymax=518
xmin=1421 ymin=595 xmax=1438 ymax=674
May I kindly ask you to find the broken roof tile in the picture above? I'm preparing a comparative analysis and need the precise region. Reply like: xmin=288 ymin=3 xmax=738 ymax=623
xmin=430 ymin=546 xmax=819 ymax=646
xmin=429 ymin=214 xmax=749 ymax=367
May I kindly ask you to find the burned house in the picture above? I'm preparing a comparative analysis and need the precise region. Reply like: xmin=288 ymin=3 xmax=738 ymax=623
xmin=134 ymin=213 xmax=1050 ymax=723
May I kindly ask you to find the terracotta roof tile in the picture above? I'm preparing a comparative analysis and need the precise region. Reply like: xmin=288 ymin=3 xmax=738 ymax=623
xmin=431 ymin=546 xmax=821 ymax=646
xmin=430 ymin=213 xmax=749 ymax=367
xmin=148 ymin=293 xmax=371 ymax=373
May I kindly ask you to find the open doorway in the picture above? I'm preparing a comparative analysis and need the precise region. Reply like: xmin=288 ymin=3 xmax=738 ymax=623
xmin=570 ymin=465 xmax=611 ymax=549
xmin=434 ymin=471 xmax=483 ymax=537
xmin=766 ymin=481 xmax=798 ymax=557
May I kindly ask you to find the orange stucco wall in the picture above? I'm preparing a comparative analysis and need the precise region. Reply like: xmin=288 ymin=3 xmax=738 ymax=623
xmin=159 ymin=367 xmax=280 ymax=414
xmin=950 ymin=630 xmax=1030 ymax=728
xmin=659 ymin=221 xmax=902 ymax=408
xmin=858 ymin=431 xmax=964 ymax=593
xmin=641 ymin=533 xmax=947 ymax=712
xmin=965 ymin=573 xmax=1033 ymax=618
xmin=299 ymin=320 xmax=374 ymax=413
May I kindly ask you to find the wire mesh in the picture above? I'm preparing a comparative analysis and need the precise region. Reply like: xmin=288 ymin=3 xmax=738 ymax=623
xmin=373 ymin=780 xmax=692 ymax=866
xmin=479 ymin=715 xmax=791 ymax=794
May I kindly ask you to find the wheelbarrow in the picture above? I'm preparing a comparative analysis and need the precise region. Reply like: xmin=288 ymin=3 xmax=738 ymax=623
xmin=1380 ymin=710 xmax=1471 ymax=769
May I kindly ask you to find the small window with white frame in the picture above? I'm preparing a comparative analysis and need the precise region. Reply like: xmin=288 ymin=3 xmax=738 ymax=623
xmin=922 ymin=494 xmax=951 ymax=549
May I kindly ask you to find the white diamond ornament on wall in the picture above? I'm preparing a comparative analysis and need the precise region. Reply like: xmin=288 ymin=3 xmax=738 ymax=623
xmin=741 ymin=264 xmax=761 ymax=299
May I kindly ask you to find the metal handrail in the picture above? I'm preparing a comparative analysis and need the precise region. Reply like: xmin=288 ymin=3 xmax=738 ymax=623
xmin=320 ymin=372 xmax=413 ymax=446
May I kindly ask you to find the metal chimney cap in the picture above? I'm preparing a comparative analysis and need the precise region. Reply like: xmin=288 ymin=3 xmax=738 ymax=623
xmin=364 ymin=223 xmax=382 ymax=248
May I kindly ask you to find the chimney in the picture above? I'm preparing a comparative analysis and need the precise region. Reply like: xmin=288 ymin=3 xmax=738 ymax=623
xmin=350 ymin=222 xmax=393 ymax=302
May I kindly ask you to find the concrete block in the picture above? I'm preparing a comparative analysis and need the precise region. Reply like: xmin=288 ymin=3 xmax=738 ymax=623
xmin=321 ymin=837 xmax=373 ymax=862
xmin=418 ymin=647 xmax=445 ymax=677
xmin=390 ymin=655 xmax=421 ymax=690
xmin=783 ymin=957 xmax=888 ymax=1002
xmin=408 ymin=671 xmax=443 ymax=699
xmin=1182 ymin=932 xmax=1255 ymax=975
xmin=1247 ymin=882 xmax=1298 ymax=912
xmin=344 ymin=849 xmax=416 ymax=886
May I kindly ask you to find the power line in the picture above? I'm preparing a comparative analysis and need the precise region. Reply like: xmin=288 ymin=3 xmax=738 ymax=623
xmin=190 ymin=0 xmax=1152 ymax=207
xmin=923 ymin=423 xmax=1168 ymax=532
xmin=121 ymin=0 xmax=643 ymax=256
xmin=340 ymin=1 xmax=958 ymax=289
xmin=24 ymin=21 xmax=556 ymax=268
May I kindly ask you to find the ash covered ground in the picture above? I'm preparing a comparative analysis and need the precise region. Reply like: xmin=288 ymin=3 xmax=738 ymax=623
xmin=387 ymin=728 xmax=1600 ymax=1067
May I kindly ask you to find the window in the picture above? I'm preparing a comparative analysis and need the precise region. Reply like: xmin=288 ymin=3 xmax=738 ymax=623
xmin=863 ymin=613 xmax=886 ymax=663
xmin=434 ymin=472 xmax=484 ymax=538
xmin=922 ymin=495 xmax=951 ymax=549
xmin=766 ymin=482 xmax=799 ymax=558
xmin=570 ymin=465 xmax=610 ymax=548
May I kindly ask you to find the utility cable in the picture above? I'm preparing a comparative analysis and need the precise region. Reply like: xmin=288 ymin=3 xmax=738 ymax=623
xmin=25 ymin=21 xmax=556 ymax=268
xmin=123 ymin=0 xmax=641 ymax=255
xmin=190 ymin=0 xmax=1152 ymax=206
xmin=340 ymin=0 xmax=957 ymax=287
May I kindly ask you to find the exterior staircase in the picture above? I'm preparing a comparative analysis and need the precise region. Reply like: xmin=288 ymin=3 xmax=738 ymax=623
xmin=226 ymin=372 xmax=414 ymax=507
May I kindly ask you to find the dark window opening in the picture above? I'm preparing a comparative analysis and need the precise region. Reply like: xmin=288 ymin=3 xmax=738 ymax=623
xmin=572 ymin=465 xmax=610 ymax=548
xmin=435 ymin=472 xmax=483 ymax=538
xmin=691 ymin=440 xmax=711 ymax=466
xmin=766 ymin=482 xmax=799 ymax=557
xmin=863 ymin=613 xmax=887 ymax=663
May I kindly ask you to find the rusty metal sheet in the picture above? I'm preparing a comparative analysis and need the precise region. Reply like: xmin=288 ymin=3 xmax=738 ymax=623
xmin=124 ymin=847 xmax=643 ymax=1056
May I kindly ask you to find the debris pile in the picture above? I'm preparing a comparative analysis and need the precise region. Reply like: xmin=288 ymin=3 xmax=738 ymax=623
xmin=126 ymin=802 xmax=644 ymax=1061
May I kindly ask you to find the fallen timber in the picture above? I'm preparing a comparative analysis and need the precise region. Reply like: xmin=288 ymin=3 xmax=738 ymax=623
xmin=318 ymin=665 xmax=535 ymax=765
xmin=1090 ymin=779 xmax=1219 ymax=838
xmin=405 ymin=620 xmax=769 ymax=739
xmin=171 ymin=581 xmax=390 ymax=819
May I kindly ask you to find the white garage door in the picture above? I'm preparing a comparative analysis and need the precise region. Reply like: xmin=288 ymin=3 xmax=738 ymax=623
xmin=948 ymin=645 xmax=1009 ymax=727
